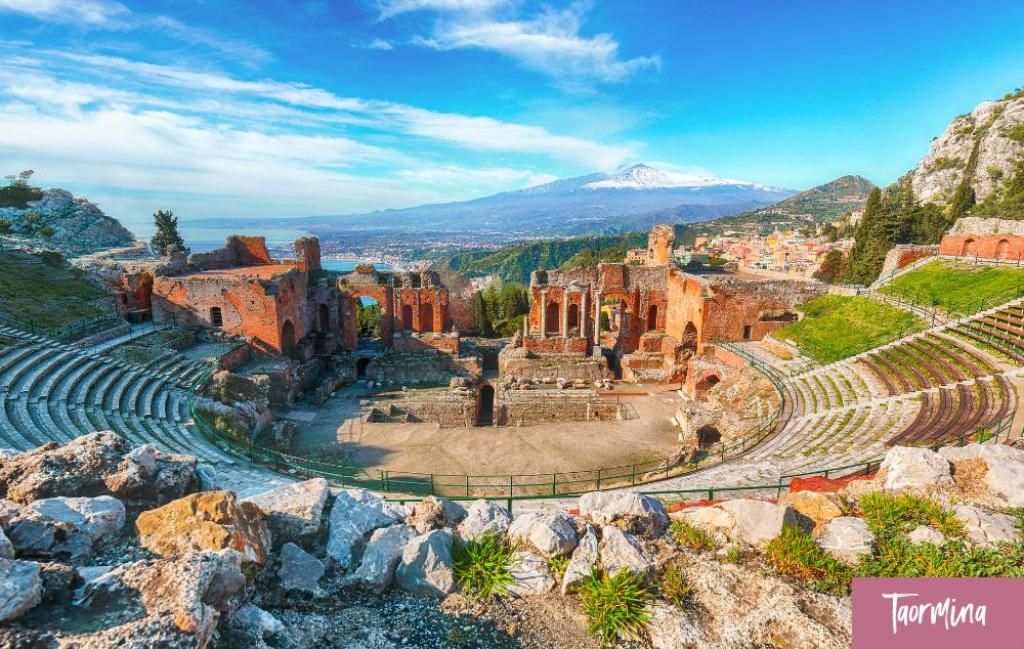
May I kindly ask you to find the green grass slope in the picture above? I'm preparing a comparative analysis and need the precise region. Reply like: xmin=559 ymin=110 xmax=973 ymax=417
xmin=775 ymin=295 xmax=923 ymax=363
xmin=0 ymin=250 xmax=116 ymax=332
xmin=880 ymin=260 xmax=1024 ymax=316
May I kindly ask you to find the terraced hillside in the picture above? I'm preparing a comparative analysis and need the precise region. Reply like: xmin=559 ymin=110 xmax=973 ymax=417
xmin=879 ymin=259 xmax=1024 ymax=316
xmin=0 ymin=324 xmax=281 ymax=495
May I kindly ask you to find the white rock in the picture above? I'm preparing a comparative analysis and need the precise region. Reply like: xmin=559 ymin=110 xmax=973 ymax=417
xmin=196 ymin=464 xmax=219 ymax=491
xmin=243 ymin=478 xmax=330 ymax=544
xmin=880 ymin=446 xmax=952 ymax=493
xmin=562 ymin=525 xmax=599 ymax=594
xmin=7 ymin=495 xmax=125 ymax=558
xmin=507 ymin=550 xmax=556 ymax=596
xmin=679 ymin=505 xmax=736 ymax=547
xmin=0 ymin=528 xmax=12 ymax=560
xmin=718 ymin=499 xmax=801 ymax=549
xmin=907 ymin=525 xmax=946 ymax=546
xmin=278 ymin=542 xmax=325 ymax=595
xmin=395 ymin=529 xmax=455 ymax=597
xmin=507 ymin=513 xmax=577 ymax=558
xmin=647 ymin=603 xmax=707 ymax=649
xmin=326 ymin=489 xmax=399 ymax=568
xmin=598 ymin=526 xmax=652 ymax=577
xmin=235 ymin=604 xmax=284 ymax=639
xmin=124 ymin=444 xmax=158 ymax=478
xmin=954 ymin=504 xmax=1020 ymax=548
xmin=456 ymin=500 xmax=512 ymax=540
xmin=0 ymin=559 xmax=42 ymax=622
xmin=815 ymin=517 xmax=874 ymax=565
xmin=940 ymin=443 xmax=1024 ymax=507
xmin=353 ymin=524 xmax=417 ymax=593
xmin=578 ymin=492 xmax=669 ymax=538
xmin=405 ymin=496 xmax=467 ymax=534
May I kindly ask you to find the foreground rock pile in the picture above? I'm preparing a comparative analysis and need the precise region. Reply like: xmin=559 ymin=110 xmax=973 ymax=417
xmin=1 ymin=432 xmax=1022 ymax=648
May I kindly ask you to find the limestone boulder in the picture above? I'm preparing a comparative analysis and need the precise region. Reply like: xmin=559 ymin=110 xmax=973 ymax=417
xmin=234 ymin=605 xmax=284 ymax=640
xmin=456 ymin=499 xmax=512 ymax=540
xmin=940 ymin=443 xmax=1024 ymax=508
xmin=136 ymin=491 xmax=271 ymax=564
xmin=7 ymin=495 xmax=125 ymax=559
xmin=647 ymin=603 xmax=707 ymax=649
xmin=879 ymin=446 xmax=953 ymax=494
xmin=598 ymin=526 xmax=652 ymax=577
xmin=507 ymin=550 xmax=556 ymax=596
xmin=0 ymin=527 xmax=12 ymax=559
xmin=405 ymin=496 xmax=467 ymax=534
xmin=953 ymin=504 xmax=1020 ymax=548
xmin=777 ymin=490 xmax=844 ymax=528
xmin=578 ymin=492 xmax=669 ymax=538
xmin=395 ymin=529 xmax=456 ymax=597
xmin=37 ymin=561 xmax=81 ymax=604
xmin=507 ymin=512 xmax=578 ymax=558
xmin=908 ymin=525 xmax=946 ymax=546
xmin=562 ymin=525 xmax=599 ymax=594
xmin=815 ymin=517 xmax=874 ymax=565
xmin=69 ymin=550 xmax=245 ymax=648
xmin=326 ymin=488 xmax=400 ymax=568
xmin=352 ymin=524 xmax=417 ymax=593
xmin=679 ymin=504 xmax=738 ymax=547
xmin=278 ymin=542 xmax=325 ymax=595
xmin=242 ymin=478 xmax=330 ymax=546
xmin=718 ymin=499 xmax=801 ymax=549
xmin=0 ymin=559 xmax=42 ymax=622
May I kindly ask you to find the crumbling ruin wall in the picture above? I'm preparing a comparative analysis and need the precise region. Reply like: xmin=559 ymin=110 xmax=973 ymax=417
xmin=294 ymin=236 xmax=321 ymax=273
xmin=364 ymin=389 xmax=476 ymax=428
xmin=522 ymin=337 xmax=589 ymax=354
xmin=495 ymin=389 xmax=622 ymax=426
xmin=879 ymin=244 xmax=939 ymax=277
xmin=700 ymin=277 xmax=824 ymax=343
xmin=646 ymin=224 xmax=676 ymax=266
xmin=366 ymin=351 xmax=480 ymax=387
xmin=188 ymin=235 xmax=273 ymax=271
xmin=393 ymin=333 xmax=461 ymax=356
xmin=340 ymin=265 xmax=453 ymax=346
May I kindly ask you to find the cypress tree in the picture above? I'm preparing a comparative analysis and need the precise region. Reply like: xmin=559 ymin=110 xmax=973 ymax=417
xmin=150 ymin=209 xmax=187 ymax=256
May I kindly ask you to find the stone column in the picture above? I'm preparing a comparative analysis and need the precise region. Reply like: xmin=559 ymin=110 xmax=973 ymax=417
xmin=561 ymin=290 xmax=569 ymax=338
xmin=539 ymin=289 xmax=548 ymax=339
xmin=593 ymin=289 xmax=602 ymax=346
xmin=580 ymin=289 xmax=589 ymax=340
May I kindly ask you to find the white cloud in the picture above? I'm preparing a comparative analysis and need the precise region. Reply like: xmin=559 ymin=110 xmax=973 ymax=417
xmin=366 ymin=38 xmax=394 ymax=50
xmin=0 ymin=0 xmax=128 ymax=25
xmin=376 ymin=0 xmax=505 ymax=20
xmin=418 ymin=6 xmax=660 ymax=86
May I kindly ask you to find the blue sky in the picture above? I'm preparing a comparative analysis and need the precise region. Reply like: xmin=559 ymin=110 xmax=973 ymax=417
xmin=1 ymin=0 xmax=1023 ymax=234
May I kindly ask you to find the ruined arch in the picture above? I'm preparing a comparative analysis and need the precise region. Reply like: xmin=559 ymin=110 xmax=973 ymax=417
xmin=317 ymin=303 xmax=330 ymax=332
xmin=477 ymin=384 xmax=495 ymax=426
xmin=210 ymin=306 xmax=223 ymax=328
xmin=402 ymin=304 xmax=413 ymax=332
xmin=961 ymin=238 xmax=977 ymax=257
xmin=421 ymin=303 xmax=434 ymax=333
xmin=545 ymin=301 xmax=560 ymax=334
xmin=280 ymin=319 xmax=297 ymax=358
xmin=996 ymin=239 xmax=1011 ymax=260
xmin=647 ymin=304 xmax=659 ymax=332
xmin=695 ymin=374 xmax=721 ymax=400
xmin=567 ymin=303 xmax=579 ymax=331
xmin=682 ymin=321 xmax=699 ymax=353
xmin=357 ymin=357 xmax=370 ymax=378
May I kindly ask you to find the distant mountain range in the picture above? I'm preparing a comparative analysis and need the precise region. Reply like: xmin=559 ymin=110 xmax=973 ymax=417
xmin=291 ymin=164 xmax=796 ymax=240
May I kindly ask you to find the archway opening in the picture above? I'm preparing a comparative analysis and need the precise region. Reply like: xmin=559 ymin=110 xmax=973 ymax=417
xmin=357 ymin=357 xmax=370 ymax=378
xmin=696 ymin=425 xmax=722 ymax=449
xmin=961 ymin=238 xmax=977 ymax=257
xmin=280 ymin=320 xmax=297 ymax=358
xmin=402 ymin=304 xmax=413 ymax=332
xmin=647 ymin=304 xmax=659 ymax=332
xmin=695 ymin=374 xmax=721 ymax=400
xmin=210 ymin=306 xmax=223 ymax=328
xmin=996 ymin=239 xmax=1010 ymax=260
xmin=421 ymin=303 xmax=434 ymax=333
xmin=477 ymin=384 xmax=495 ymax=426
xmin=567 ymin=303 xmax=579 ymax=331
xmin=356 ymin=297 xmax=382 ymax=339
xmin=318 ymin=303 xmax=330 ymax=332
xmin=545 ymin=301 xmax=560 ymax=334
xmin=682 ymin=321 xmax=698 ymax=353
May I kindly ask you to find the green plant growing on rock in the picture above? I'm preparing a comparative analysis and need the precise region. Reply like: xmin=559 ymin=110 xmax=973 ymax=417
xmin=660 ymin=561 xmax=691 ymax=608
xmin=671 ymin=518 xmax=716 ymax=552
xmin=765 ymin=526 xmax=852 ymax=596
xmin=579 ymin=568 xmax=650 ymax=647
xmin=858 ymin=492 xmax=963 ymax=538
xmin=725 ymin=545 xmax=744 ymax=565
xmin=452 ymin=532 xmax=514 ymax=600
xmin=38 ymin=225 xmax=55 ymax=239
xmin=547 ymin=555 xmax=569 ymax=578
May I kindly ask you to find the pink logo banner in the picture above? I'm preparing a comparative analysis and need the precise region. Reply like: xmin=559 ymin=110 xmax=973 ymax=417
xmin=853 ymin=578 xmax=1024 ymax=648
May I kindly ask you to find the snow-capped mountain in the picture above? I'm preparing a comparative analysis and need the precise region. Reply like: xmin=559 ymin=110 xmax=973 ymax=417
xmin=289 ymin=163 xmax=796 ymax=240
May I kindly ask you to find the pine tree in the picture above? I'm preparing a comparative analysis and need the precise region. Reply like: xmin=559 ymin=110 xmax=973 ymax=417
xmin=813 ymin=250 xmax=846 ymax=284
xmin=472 ymin=292 xmax=492 ymax=337
xmin=150 ymin=209 xmax=187 ymax=256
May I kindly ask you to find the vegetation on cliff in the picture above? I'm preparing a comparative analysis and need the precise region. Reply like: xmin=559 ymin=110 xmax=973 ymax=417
xmin=0 ymin=249 xmax=115 ymax=332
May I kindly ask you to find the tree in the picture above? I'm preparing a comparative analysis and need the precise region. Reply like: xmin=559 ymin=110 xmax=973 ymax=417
xmin=813 ymin=250 xmax=846 ymax=284
xmin=472 ymin=292 xmax=492 ymax=337
xmin=356 ymin=301 xmax=381 ymax=338
xmin=150 ymin=209 xmax=187 ymax=256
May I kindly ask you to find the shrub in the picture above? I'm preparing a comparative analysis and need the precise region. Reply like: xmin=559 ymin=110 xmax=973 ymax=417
xmin=930 ymin=156 xmax=963 ymax=172
xmin=548 ymin=555 xmax=569 ymax=578
xmin=987 ymin=166 xmax=1005 ymax=180
xmin=725 ymin=545 xmax=743 ymax=565
xmin=660 ymin=561 xmax=691 ymax=608
xmin=38 ymin=225 xmax=55 ymax=239
xmin=1006 ymin=124 xmax=1024 ymax=144
xmin=858 ymin=492 xmax=963 ymax=538
xmin=0 ymin=218 xmax=10 ymax=233
xmin=765 ymin=527 xmax=852 ymax=596
xmin=671 ymin=518 xmax=717 ymax=552
xmin=579 ymin=568 xmax=650 ymax=647
xmin=857 ymin=535 xmax=1024 ymax=579
xmin=451 ymin=532 xmax=514 ymax=600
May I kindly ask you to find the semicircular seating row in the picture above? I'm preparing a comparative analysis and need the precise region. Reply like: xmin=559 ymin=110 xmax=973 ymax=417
xmin=0 ymin=324 xmax=239 ymax=467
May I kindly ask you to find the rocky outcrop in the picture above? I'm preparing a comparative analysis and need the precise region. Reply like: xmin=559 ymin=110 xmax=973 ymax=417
xmin=878 ymin=446 xmax=953 ymax=494
xmin=326 ymin=488 xmax=400 ymax=569
xmin=507 ymin=550 xmax=556 ymax=596
xmin=598 ymin=526 xmax=652 ymax=577
xmin=0 ymin=187 xmax=135 ymax=254
xmin=507 ymin=513 xmax=578 ymax=558
xmin=278 ymin=542 xmax=325 ymax=595
xmin=456 ymin=499 xmax=512 ymax=540
xmin=0 ymin=558 xmax=42 ymax=622
xmin=909 ymin=92 xmax=1024 ymax=207
xmin=395 ymin=529 xmax=456 ymax=597
xmin=680 ymin=499 xmax=801 ymax=549
xmin=578 ymin=492 xmax=669 ymax=538
xmin=815 ymin=517 xmax=874 ymax=565
xmin=136 ymin=491 xmax=271 ymax=564
xmin=405 ymin=496 xmax=467 ymax=534
xmin=0 ymin=432 xmax=199 ymax=508
xmin=939 ymin=443 xmax=1024 ymax=508
xmin=953 ymin=504 xmax=1021 ymax=548
xmin=777 ymin=490 xmax=844 ymax=528
xmin=6 ymin=495 xmax=125 ymax=559
xmin=242 ymin=478 xmax=329 ymax=546
xmin=352 ymin=524 xmax=417 ymax=594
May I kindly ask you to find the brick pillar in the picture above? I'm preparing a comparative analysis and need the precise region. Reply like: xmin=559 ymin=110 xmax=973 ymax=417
xmin=561 ymin=290 xmax=569 ymax=338
xmin=539 ymin=289 xmax=548 ymax=339
xmin=580 ymin=289 xmax=589 ymax=340
xmin=593 ymin=289 xmax=602 ymax=346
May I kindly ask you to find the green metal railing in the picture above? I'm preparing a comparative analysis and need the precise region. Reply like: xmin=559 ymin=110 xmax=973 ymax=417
xmin=188 ymin=348 xmax=789 ymax=499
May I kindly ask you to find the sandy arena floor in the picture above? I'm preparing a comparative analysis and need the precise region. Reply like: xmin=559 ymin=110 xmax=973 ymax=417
xmin=288 ymin=382 xmax=683 ymax=476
